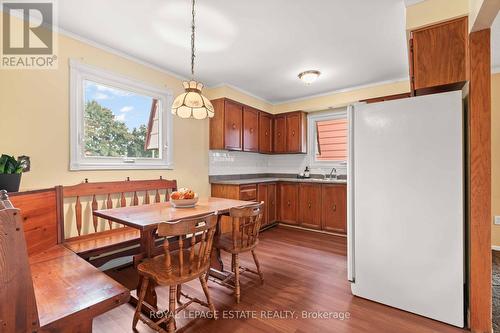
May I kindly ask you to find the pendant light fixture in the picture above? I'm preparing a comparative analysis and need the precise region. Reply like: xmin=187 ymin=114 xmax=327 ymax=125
xmin=171 ymin=0 xmax=214 ymax=119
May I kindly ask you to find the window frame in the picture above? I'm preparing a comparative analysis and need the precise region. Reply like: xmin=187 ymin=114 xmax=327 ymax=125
xmin=69 ymin=59 xmax=174 ymax=170
xmin=307 ymin=108 xmax=348 ymax=168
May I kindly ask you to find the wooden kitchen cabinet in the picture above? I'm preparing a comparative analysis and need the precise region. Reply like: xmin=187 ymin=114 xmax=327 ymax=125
xmin=258 ymin=112 xmax=273 ymax=153
xmin=243 ymin=106 xmax=259 ymax=152
xmin=286 ymin=112 xmax=307 ymax=153
xmin=267 ymin=183 xmax=277 ymax=223
xmin=273 ymin=115 xmax=286 ymax=153
xmin=409 ymin=16 xmax=468 ymax=95
xmin=257 ymin=184 xmax=268 ymax=226
xmin=321 ymin=184 xmax=347 ymax=234
xmin=278 ymin=183 xmax=299 ymax=224
xmin=209 ymin=98 xmax=243 ymax=151
xmin=298 ymin=183 xmax=321 ymax=229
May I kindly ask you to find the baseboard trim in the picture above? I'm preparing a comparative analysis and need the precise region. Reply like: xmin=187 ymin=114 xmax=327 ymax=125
xmin=278 ymin=223 xmax=347 ymax=238
xmin=492 ymin=245 xmax=500 ymax=251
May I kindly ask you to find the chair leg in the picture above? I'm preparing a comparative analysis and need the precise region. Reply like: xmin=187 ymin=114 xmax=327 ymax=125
xmin=231 ymin=253 xmax=236 ymax=273
xmin=168 ymin=285 xmax=177 ymax=333
xmin=199 ymin=273 xmax=217 ymax=319
xmin=176 ymin=284 xmax=182 ymax=303
xmin=234 ymin=254 xmax=240 ymax=303
xmin=251 ymin=249 xmax=264 ymax=284
xmin=133 ymin=276 xmax=149 ymax=330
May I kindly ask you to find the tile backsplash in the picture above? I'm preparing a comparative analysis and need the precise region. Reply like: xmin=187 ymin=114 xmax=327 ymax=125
xmin=209 ymin=150 xmax=347 ymax=176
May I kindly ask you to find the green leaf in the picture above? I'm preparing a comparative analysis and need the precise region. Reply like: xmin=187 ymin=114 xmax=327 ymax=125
xmin=5 ymin=156 xmax=17 ymax=174
xmin=0 ymin=155 xmax=9 ymax=174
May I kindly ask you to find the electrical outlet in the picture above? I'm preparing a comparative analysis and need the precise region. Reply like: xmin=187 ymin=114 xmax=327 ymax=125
xmin=495 ymin=216 xmax=500 ymax=225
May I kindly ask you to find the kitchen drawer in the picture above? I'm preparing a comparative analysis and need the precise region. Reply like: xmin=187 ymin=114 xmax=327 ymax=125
xmin=239 ymin=184 xmax=257 ymax=201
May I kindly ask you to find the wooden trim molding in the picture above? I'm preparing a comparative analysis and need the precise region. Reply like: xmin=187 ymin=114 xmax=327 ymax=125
xmin=468 ymin=28 xmax=492 ymax=333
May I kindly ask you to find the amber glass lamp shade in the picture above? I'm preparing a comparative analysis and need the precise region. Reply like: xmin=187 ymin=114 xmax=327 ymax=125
xmin=171 ymin=80 xmax=214 ymax=119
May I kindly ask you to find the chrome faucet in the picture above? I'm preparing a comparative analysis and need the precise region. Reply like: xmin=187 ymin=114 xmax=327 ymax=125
xmin=328 ymin=167 xmax=337 ymax=180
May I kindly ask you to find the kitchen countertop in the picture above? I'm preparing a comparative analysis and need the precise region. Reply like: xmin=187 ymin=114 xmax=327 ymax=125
xmin=210 ymin=177 xmax=347 ymax=185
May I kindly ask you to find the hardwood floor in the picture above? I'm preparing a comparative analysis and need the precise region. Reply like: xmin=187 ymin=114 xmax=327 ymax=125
xmin=94 ymin=226 xmax=466 ymax=333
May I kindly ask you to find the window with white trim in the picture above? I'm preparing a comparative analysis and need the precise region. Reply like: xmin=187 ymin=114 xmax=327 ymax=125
xmin=69 ymin=60 xmax=173 ymax=170
xmin=308 ymin=108 xmax=348 ymax=167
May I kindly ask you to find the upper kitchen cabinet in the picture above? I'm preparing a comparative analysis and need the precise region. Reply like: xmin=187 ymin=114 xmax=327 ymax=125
xmin=273 ymin=115 xmax=286 ymax=153
xmin=409 ymin=17 xmax=468 ymax=95
xmin=243 ymin=106 xmax=259 ymax=152
xmin=258 ymin=112 xmax=273 ymax=153
xmin=209 ymin=98 xmax=243 ymax=150
xmin=273 ymin=111 xmax=307 ymax=154
xmin=286 ymin=111 xmax=307 ymax=153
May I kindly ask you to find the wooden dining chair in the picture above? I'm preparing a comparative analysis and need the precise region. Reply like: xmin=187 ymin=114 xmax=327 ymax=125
xmin=213 ymin=202 xmax=264 ymax=303
xmin=133 ymin=212 xmax=218 ymax=333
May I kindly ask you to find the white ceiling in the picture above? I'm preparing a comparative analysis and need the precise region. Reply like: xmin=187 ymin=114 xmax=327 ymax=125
xmin=56 ymin=0 xmax=411 ymax=103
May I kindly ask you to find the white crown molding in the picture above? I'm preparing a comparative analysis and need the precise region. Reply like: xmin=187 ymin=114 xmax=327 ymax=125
xmin=403 ymin=0 xmax=426 ymax=7
xmin=272 ymin=77 xmax=410 ymax=105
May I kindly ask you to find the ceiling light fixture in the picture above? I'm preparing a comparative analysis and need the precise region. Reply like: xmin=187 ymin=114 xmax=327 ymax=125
xmin=171 ymin=0 xmax=214 ymax=120
xmin=298 ymin=70 xmax=321 ymax=85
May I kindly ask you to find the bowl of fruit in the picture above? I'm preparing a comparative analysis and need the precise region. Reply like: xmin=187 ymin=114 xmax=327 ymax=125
xmin=169 ymin=188 xmax=198 ymax=208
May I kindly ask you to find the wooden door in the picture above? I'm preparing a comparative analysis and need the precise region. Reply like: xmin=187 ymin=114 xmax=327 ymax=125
xmin=243 ymin=106 xmax=259 ymax=152
xmin=257 ymin=184 xmax=268 ymax=226
xmin=259 ymin=112 xmax=273 ymax=153
xmin=273 ymin=116 xmax=286 ymax=153
xmin=299 ymin=183 xmax=321 ymax=229
xmin=411 ymin=17 xmax=468 ymax=93
xmin=279 ymin=183 xmax=298 ymax=224
xmin=286 ymin=113 xmax=302 ymax=152
xmin=224 ymin=100 xmax=243 ymax=150
xmin=268 ymin=183 xmax=276 ymax=223
xmin=321 ymin=185 xmax=347 ymax=233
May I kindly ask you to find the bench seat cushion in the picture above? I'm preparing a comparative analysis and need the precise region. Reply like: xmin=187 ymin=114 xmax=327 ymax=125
xmin=64 ymin=226 xmax=141 ymax=257
xmin=29 ymin=245 xmax=130 ymax=329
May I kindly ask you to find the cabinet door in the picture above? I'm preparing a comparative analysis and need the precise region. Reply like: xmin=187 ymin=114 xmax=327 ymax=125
xmin=299 ymin=183 xmax=322 ymax=229
xmin=411 ymin=17 xmax=467 ymax=92
xmin=273 ymin=116 xmax=286 ymax=153
xmin=286 ymin=113 xmax=302 ymax=153
xmin=321 ymin=185 xmax=347 ymax=233
xmin=279 ymin=183 xmax=298 ymax=224
xmin=268 ymin=183 xmax=276 ymax=223
xmin=257 ymin=184 xmax=268 ymax=226
xmin=259 ymin=112 xmax=273 ymax=153
xmin=243 ymin=106 xmax=259 ymax=152
xmin=224 ymin=100 xmax=243 ymax=150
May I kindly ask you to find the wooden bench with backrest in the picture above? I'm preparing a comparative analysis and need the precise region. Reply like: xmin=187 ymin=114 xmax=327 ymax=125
xmin=1 ymin=188 xmax=130 ymax=333
xmin=60 ymin=177 xmax=177 ymax=267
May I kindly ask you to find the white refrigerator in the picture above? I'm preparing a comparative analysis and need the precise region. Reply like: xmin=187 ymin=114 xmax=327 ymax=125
xmin=347 ymin=91 xmax=464 ymax=327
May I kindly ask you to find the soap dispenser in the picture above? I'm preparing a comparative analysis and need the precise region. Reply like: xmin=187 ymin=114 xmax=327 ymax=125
xmin=304 ymin=166 xmax=310 ymax=178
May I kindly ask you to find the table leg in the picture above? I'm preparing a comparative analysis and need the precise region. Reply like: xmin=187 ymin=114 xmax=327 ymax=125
xmin=210 ymin=214 xmax=231 ymax=281
xmin=137 ymin=229 xmax=158 ymax=310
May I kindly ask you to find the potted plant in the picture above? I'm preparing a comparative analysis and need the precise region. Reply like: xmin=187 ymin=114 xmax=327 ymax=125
xmin=0 ymin=155 xmax=28 ymax=192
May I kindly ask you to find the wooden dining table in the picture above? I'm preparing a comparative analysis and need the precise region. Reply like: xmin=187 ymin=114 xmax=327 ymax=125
xmin=93 ymin=196 xmax=255 ymax=314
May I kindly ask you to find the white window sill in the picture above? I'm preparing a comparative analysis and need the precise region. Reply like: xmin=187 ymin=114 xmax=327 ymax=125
xmin=70 ymin=162 xmax=174 ymax=171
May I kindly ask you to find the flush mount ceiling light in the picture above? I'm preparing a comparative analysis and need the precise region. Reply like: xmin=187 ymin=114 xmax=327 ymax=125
xmin=171 ymin=0 xmax=214 ymax=120
xmin=298 ymin=70 xmax=321 ymax=85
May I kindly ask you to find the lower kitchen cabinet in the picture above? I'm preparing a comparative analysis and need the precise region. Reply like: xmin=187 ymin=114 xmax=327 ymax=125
xmin=257 ymin=183 xmax=277 ymax=227
xmin=278 ymin=183 xmax=299 ymax=224
xmin=298 ymin=183 xmax=322 ymax=229
xmin=321 ymin=184 xmax=347 ymax=234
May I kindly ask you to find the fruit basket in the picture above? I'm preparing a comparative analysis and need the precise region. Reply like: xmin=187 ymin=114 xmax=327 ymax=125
xmin=169 ymin=188 xmax=199 ymax=208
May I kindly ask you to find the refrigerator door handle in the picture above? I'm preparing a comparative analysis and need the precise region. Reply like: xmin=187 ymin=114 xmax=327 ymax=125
xmin=347 ymin=104 xmax=355 ymax=282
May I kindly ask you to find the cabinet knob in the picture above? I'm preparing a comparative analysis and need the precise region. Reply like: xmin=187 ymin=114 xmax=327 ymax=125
xmin=292 ymin=130 xmax=296 ymax=136
xmin=278 ymin=132 xmax=281 ymax=137
xmin=308 ymin=202 xmax=311 ymax=208
xmin=232 ymin=123 xmax=236 ymax=129
xmin=265 ymin=131 xmax=268 ymax=136
xmin=250 ymin=128 xmax=254 ymax=133
xmin=333 ymin=204 xmax=337 ymax=211
xmin=287 ymin=200 xmax=291 ymax=207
